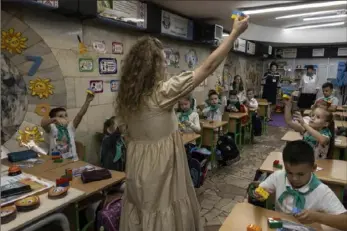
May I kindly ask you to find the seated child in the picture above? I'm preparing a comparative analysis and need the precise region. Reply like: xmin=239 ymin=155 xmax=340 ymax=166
xmin=256 ymin=140 xmax=347 ymax=230
xmin=225 ymin=90 xmax=241 ymax=112
xmin=245 ymin=89 xmax=261 ymax=136
xmin=41 ymin=92 xmax=94 ymax=160
xmin=204 ymin=89 xmax=221 ymax=108
xmin=202 ymin=91 xmax=222 ymax=122
xmin=177 ymin=95 xmax=201 ymax=133
xmin=245 ymin=89 xmax=258 ymax=111
xmin=284 ymin=97 xmax=334 ymax=159
xmin=313 ymin=82 xmax=339 ymax=112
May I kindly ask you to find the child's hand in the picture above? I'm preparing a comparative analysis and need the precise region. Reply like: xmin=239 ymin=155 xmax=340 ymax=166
xmin=295 ymin=210 xmax=318 ymax=224
xmin=293 ymin=111 xmax=304 ymax=125
xmin=86 ymin=92 xmax=95 ymax=103
xmin=183 ymin=120 xmax=192 ymax=127
xmin=232 ymin=108 xmax=239 ymax=112
xmin=283 ymin=97 xmax=292 ymax=107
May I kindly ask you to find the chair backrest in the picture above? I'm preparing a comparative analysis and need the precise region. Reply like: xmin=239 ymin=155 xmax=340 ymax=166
xmin=75 ymin=141 xmax=85 ymax=161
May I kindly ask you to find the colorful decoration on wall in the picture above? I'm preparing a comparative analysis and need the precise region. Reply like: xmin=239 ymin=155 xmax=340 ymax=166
xmin=92 ymin=40 xmax=107 ymax=53
xmin=77 ymin=35 xmax=88 ymax=54
xmin=29 ymin=77 xmax=54 ymax=99
xmin=89 ymin=80 xmax=103 ymax=93
xmin=26 ymin=56 xmax=43 ymax=76
xmin=99 ymin=58 xmax=117 ymax=74
xmin=185 ymin=49 xmax=198 ymax=68
xmin=34 ymin=103 xmax=50 ymax=118
xmin=17 ymin=126 xmax=44 ymax=146
xmin=79 ymin=58 xmax=94 ymax=72
xmin=215 ymin=76 xmax=224 ymax=94
xmin=164 ymin=48 xmax=180 ymax=68
xmin=110 ymin=80 xmax=120 ymax=92
xmin=112 ymin=42 xmax=123 ymax=54
xmin=1 ymin=28 xmax=28 ymax=54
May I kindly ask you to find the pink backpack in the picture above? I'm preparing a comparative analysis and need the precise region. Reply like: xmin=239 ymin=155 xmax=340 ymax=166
xmin=96 ymin=198 xmax=122 ymax=231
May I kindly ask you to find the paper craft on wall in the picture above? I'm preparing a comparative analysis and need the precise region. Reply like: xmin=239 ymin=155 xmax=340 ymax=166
xmin=89 ymin=80 xmax=103 ymax=93
xmin=26 ymin=56 xmax=43 ymax=76
xmin=92 ymin=41 xmax=107 ymax=53
xmin=110 ymin=80 xmax=120 ymax=92
xmin=164 ymin=48 xmax=180 ymax=68
xmin=17 ymin=126 xmax=44 ymax=146
xmin=99 ymin=58 xmax=117 ymax=74
xmin=79 ymin=58 xmax=94 ymax=72
xmin=1 ymin=28 xmax=28 ymax=54
xmin=112 ymin=42 xmax=123 ymax=54
xmin=77 ymin=35 xmax=88 ymax=54
xmin=34 ymin=103 xmax=50 ymax=118
xmin=185 ymin=49 xmax=198 ymax=68
xmin=29 ymin=77 xmax=54 ymax=99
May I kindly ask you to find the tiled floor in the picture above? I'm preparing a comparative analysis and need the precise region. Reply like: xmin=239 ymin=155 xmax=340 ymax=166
xmin=198 ymin=126 xmax=289 ymax=231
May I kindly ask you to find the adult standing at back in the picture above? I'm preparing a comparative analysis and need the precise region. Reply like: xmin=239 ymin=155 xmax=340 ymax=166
xmin=262 ymin=62 xmax=281 ymax=119
xmin=116 ymin=16 xmax=249 ymax=231
xmin=298 ymin=65 xmax=319 ymax=109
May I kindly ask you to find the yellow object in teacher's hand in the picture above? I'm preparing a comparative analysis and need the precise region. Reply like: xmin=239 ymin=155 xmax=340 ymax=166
xmin=231 ymin=10 xmax=246 ymax=20
xmin=282 ymin=94 xmax=291 ymax=100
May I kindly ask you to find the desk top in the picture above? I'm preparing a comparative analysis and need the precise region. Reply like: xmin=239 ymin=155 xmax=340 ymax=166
xmin=335 ymin=120 xmax=347 ymax=128
xmin=258 ymin=101 xmax=270 ymax=106
xmin=200 ymin=120 xmax=228 ymax=129
xmin=228 ymin=112 xmax=248 ymax=119
xmin=181 ymin=133 xmax=201 ymax=144
xmin=337 ymin=105 xmax=346 ymax=111
xmin=219 ymin=202 xmax=337 ymax=231
xmin=281 ymin=131 xmax=303 ymax=142
xmin=1 ymin=180 xmax=84 ymax=231
xmin=259 ymin=152 xmax=347 ymax=186
xmin=41 ymin=161 xmax=126 ymax=196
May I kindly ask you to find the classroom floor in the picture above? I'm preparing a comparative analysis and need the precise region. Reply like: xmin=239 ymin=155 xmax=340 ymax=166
xmin=199 ymin=125 xmax=289 ymax=231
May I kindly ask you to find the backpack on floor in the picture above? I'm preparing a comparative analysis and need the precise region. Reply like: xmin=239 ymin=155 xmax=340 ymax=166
xmin=100 ymin=132 xmax=126 ymax=172
xmin=247 ymin=170 xmax=268 ymax=208
xmin=216 ymin=133 xmax=240 ymax=165
xmin=253 ymin=115 xmax=262 ymax=136
xmin=188 ymin=148 xmax=210 ymax=188
xmin=96 ymin=197 xmax=122 ymax=231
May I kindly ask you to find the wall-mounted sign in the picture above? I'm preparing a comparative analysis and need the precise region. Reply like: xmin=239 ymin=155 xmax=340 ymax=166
xmin=79 ymin=58 xmax=94 ymax=72
xmin=89 ymin=80 xmax=103 ymax=93
xmin=34 ymin=0 xmax=58 ymax=8
xmin=164 ymin=48 xmax=180 ymax=68
xmin=161 ymin=10 xmax=193 ymax=40
xmin=185 ymin=49 xmax=198 ymax=68
xmin=92 ymin=41 xmax=107 ymax=53
xmin=268 ymin=46 xmax=272 ymax=55
xmin=110 ymin=80 xmax=120 ymax=92
xmin=337 ymin=47 xmax=347 ymax=56
xmin=275 ymin=48 xmax=297 ymax=58
xmin=99 ymin=58 xmax=117 ymax=74
xmin=112 ymin=42 xmax=123 ymax=54
xmin=312 ymin=48 xmax=324 ymax=57
xmin=246 ymin=41 xmax=255 ymax=55
xmin=98 ymin=1 xmax=147 ymax=29
xmin=233 ymin=38 xmax=246 ymax=53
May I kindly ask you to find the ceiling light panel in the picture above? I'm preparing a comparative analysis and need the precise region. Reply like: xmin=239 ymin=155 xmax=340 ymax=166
xmin=275 ymin=10 xmax=339 ymax=19
xmin=243 ymin=1 xmax=347 ymax=15
xmin=284 ymin=21 xmax=345 ymax=30
xmin=303 ymin=14 xmax=347 ymax=21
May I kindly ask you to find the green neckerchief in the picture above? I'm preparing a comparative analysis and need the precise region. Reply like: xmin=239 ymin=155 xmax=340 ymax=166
xmin=113 ymin=137 xmax=125 ymax=163
xmin=209 ymin=104 xmax=219 ymax=112
xmin=278 ymin=173 xmax=321 ymax=210
xmin=56 ymin=124 xmax=70 ymax=144
xmin=179 ymin=109 xmax=193 ymax=122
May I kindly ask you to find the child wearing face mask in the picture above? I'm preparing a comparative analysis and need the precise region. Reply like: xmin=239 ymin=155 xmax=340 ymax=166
xmin=284 ymin=98 xmax=335 ymax=159
xmin=225 ymin=90 xmax=241 ymax=112
xmin=177 ymin=95 xmax=201 ymax=133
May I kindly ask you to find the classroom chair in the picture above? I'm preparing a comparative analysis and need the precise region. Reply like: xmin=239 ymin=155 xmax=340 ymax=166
xmin=22 ymin=213 xmax=70 ymax=231
xmin=75 ymin=141 xmax=86 ymax=161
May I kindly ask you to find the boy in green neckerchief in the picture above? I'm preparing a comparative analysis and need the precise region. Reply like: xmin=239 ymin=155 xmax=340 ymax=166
xmin=254 ymin=140 xmax=347 ymax=230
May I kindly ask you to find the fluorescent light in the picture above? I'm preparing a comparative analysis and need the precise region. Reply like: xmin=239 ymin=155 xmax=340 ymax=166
xmin=276 ymin=10 xmax=338 ymax=19
xmin=222 ymin=33 xmax=229 ymax=37
xmin=122 ymin=18 xmax=144 ymax=22
xmin=303 ymin=14 xmax=347 ymax=21
xmin=243 ymin=1 xmax=347 ymax=15
xmin=284 ymin=22 xmax=345 ymax=30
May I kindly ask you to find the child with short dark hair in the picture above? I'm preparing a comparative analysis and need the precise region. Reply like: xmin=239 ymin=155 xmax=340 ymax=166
xmin=245 ymin=88 xmax=258 ymax=111
xmin=256 ymin=140 xmax=347 ymax=230
xmin=41 ymin=93 xmax=94 ymax=159
xmin=225 ymin=90 xmax=241 ymax=112
xmin=204 ymin=89 xmax=221 ymax=107
xmin=177 ymin=95 xmax=201 ymax=133
xmin=202 ymin=91 xmax=222 ymax=122
xmin=313 ymin=82 xmax=339 ymax=112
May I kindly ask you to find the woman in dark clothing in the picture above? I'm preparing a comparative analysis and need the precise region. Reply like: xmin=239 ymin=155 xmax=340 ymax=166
xmin=262 ymin=62 xmax=281 ymax=120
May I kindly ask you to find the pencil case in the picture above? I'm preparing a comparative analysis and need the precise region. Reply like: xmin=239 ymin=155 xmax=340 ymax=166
xmin=81 ymin=168 xmax=112 ymax=184
xmin=7 ymin=150 xmax=38 ymax=162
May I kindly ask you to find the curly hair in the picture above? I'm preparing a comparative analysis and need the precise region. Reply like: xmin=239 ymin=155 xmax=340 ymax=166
xmin=116 ymin=36 xmax=165 ymax=120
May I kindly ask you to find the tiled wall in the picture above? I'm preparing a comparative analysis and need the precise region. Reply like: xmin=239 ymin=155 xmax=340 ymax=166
xmin=2 ymin=6 xmax=232 ymax=164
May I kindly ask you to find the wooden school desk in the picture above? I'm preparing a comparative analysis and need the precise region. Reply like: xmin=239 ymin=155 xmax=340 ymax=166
xmin=281 ymin=130 xmax=302 ymax=142
xmin=200 ymin=120 xmax=228 ymax=169
xmin=304 ymin=109 xmax=347 ymax=119
xmin=2 ymin=183 xmax=84 ymax=231
xmin=259 ymin=152 xmax=347 ymax=201
xmin=257 ymin=101 xmax=270 ymax=134
xmin=219 ymin=202 xmax=337 ymax=231
xmin=335 ymin=120 xmax=347 ymax=129
xmin=222 ymin=112 xmax=247 ymax=146
xmin=181 ymin=133 xmax=201 ymax=145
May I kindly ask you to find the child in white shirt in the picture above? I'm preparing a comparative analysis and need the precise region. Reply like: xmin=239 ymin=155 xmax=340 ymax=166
xmin=177 ymin=95 xmax=201 ymax=133
xmin=255 ymin=140 xmax=347 ymax=230
xmin=202 ymin=91 xmax=222 ymax=122
xmin=245 ymin=89 xmax=258 ymax=111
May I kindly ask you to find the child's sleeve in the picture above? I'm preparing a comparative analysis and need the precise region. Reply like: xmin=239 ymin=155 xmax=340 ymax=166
xmin=202 ymin=107 xmax=209 ymax=117
xmin=331 ymin=97 xmax=339 ymax=106
xmin=259 ymin=170 xmax=279 ymax=194
xmin=250 ymin=99 xmax=258 ymax=109
xmin=317 ymin=186 xmax=347 ymax=215
xmin=190 ymin=112 xmax=201 ymax=133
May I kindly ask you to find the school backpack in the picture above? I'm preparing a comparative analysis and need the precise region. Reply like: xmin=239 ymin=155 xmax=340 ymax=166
xmin=96 ymin=197 xmax=122 ymax=231
xmin=186 ymin=145 xmax=210 ymax=188
xmin=216 ymin=133 xmax=240 ymax=165
xmin=100 ymin=131 xmax=126 ymax=172
xmin=253 ymin=114 xmax=262 ymax=136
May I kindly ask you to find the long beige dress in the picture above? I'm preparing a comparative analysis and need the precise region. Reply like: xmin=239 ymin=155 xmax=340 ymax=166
xmin=120 ymin=71 xmax=202 ymax=231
